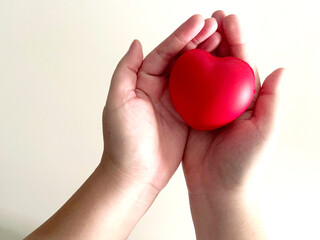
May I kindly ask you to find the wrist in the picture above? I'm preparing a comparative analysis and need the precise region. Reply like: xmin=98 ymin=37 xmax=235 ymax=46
xmin=188 ymin=189 xmax=266 ymax=240
xmin=189 ymin=188 xmax=260 ymax=215
xmin=98 ymin=159 xmax=160 ymax=207
xmin=26 ymin=161 xmax=160 ymax=240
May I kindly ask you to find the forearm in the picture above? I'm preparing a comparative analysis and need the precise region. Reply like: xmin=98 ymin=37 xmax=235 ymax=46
xmin=25 ymin=161 xmax=159 ymax=240
xmin=189 ymin=190 xmax=267 ymax=240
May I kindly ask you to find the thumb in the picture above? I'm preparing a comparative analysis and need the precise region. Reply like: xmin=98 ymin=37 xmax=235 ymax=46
xmin=107 ymin=40 xmax=143 ymax=107
xmin=252 ymin=68 xmax=285 ymax=134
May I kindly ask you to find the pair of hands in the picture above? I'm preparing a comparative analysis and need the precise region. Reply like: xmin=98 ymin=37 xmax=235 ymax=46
xmin=24 ymin=10 xmax=283 ymax=240
xmin=102 ymin=10 xmax=283 ymax=198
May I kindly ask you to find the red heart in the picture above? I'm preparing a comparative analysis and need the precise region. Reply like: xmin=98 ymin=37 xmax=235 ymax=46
xmin=169 ymin=49 xmax=255 ymax=131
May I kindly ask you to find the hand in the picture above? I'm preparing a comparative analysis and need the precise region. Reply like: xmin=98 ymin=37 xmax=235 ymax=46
xmin=183 ymin=11 xmax=284 ymax=196
xmin=101 ymin=15 xmax=222 ymax=192
xmin=25 ymin=15 xmax=225 ymax=240
xmin=182 ymin=11 xmax=284 ymax=240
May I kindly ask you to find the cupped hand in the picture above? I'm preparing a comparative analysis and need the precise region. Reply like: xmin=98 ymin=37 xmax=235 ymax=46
xmin=182 ymin=11 xmax=285 ymax=196
xmin=101 ymin=15 xmax=222 ymax=192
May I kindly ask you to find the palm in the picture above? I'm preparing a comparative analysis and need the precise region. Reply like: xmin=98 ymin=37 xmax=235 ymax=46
xmin=129 ymin=75 xmax=189 ymax=189
xmin=183 ymin=109 xmax=263 ymax=193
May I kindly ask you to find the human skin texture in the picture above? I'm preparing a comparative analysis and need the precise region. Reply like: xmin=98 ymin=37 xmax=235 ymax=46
xmin=182 ymin=11 xmax=284 ymax=240
xmin=25 ymin=14 xmax=220 ymax=240
xmin=25 ymin=11 xmax=283 ymax=240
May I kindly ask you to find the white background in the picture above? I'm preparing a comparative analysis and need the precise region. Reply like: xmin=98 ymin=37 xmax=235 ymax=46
xmin=1 ymin=0 xmax=319 ymax=239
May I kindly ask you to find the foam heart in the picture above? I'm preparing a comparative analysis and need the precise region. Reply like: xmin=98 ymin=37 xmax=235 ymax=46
xmin=169 ymin=49 xmax=255 ymax=131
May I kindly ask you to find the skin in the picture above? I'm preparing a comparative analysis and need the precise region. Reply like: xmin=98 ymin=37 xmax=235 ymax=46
xmin=25 ymin=11 xmax=284 ymax=240
xmin=101 ymin=15 xmax=219 ymax=192
xmin=183 ymin=11 xmax=284 ymax=240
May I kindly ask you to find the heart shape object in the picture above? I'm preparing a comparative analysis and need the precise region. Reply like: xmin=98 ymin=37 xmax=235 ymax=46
xmin=169 ymin=49 xmax=255 ymax=131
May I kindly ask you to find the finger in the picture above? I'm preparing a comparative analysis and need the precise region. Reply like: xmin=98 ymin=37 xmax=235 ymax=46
xmin=211 ymin=10 xmax=229 ymax=56
xmin=140 ymin=14 xmax=204 ymax=76
xmin=223 ymin=14 xmax=249 ymax=61
xmin=251 ymin=68 xmax=285 ymax=133
xmin=223 ymin=14 xmax=261 ymax=109
xmin=197 ymin=32 xmax=221 ymax=52
xmin=182 ymin=18 xmax=218 ymax=52
xmin=164 ymin=18 xmax=218 ymax=78
xmin=107 ymin=40 xmax=143 ymax=108
xmin=211 ymin=10 xmax=226 ymax=32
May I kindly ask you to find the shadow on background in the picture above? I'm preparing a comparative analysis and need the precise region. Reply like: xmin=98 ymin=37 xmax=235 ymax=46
xmin=0 ymin=225 xmax=25 ymax=240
